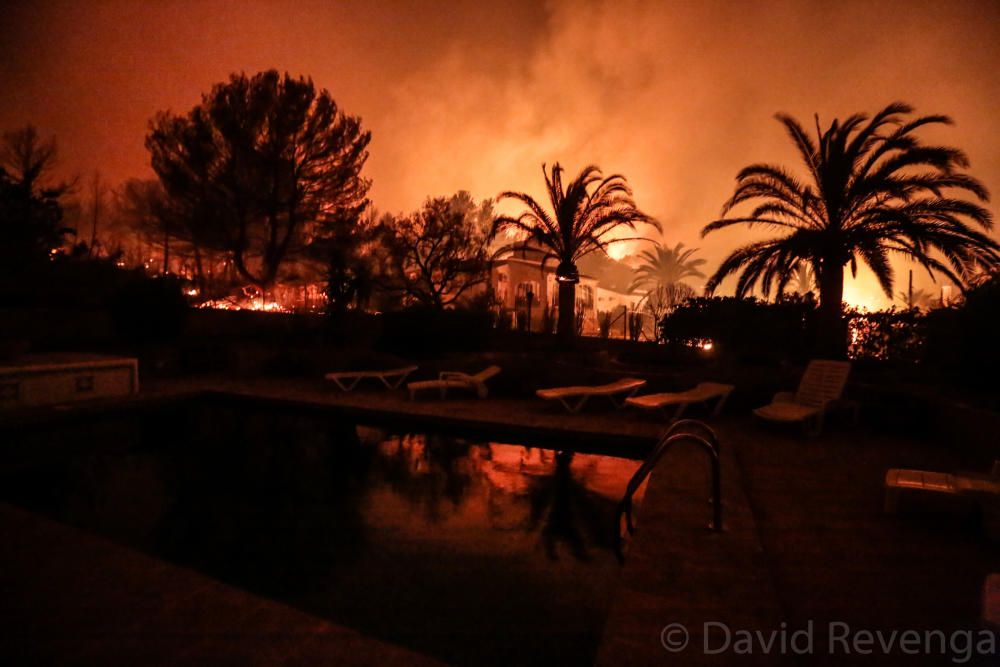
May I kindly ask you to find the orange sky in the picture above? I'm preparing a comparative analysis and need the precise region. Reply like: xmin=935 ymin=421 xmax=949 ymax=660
xmin=3 ymin=0 xmax=998 ymax=308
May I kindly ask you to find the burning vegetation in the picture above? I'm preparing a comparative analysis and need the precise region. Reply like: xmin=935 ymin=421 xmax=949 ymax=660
xmin=2 ymin=68 xmax=999 ymax=368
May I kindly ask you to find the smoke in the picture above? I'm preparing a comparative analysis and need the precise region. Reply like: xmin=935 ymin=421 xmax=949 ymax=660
xmin=369 ymin=0 xmax=1000 ymax=305
xmin=3 ymin=0 xmax=997 ymax=306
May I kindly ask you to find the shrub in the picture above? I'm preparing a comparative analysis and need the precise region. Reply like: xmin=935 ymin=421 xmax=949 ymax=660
xmin=627 ymin=311 xmax=643 ymax=342
xmin=324 ymin=309 xmax=382 ymax=345
xmin=1 ymin=255 xmax=130 ymax=308
xmin=659 ymin=296 xmax=816 ymax=363
xmin=110 ymin=274 xmax=189 ymax=343
xmin=540 ymin=304 xmax=555 ymax=334
xmin=925 ymin=277 xmax=1000 ymax=390
xmin=493 ymin=308 xmax=513 ymax=332
xmin=597 ymin=311 xmax=613 ymax=339
xmin=846 ymin=307 xmax=925 ymax=362
xmin=378 ymin=306 xmax=491 ymax=358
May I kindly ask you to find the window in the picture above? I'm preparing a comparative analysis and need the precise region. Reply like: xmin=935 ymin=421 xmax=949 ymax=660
xmin=514 ymin=281 xmax=540 ymax=308
xmin=493 ymin=272 xmax=509 ymax=304
xmin=546 ymin=275 xmax=559 ymax=307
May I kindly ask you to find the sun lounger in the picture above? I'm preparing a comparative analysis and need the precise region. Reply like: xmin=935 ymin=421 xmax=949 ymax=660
xmin=324 ymin=365 xmax=418 ymax=391
xmin=625 ymin=382 xmax=735 ymax=421
xmin=883 ymin=468 xmax=1000 ymax=514
xmin=536 ymin=378 xmax=646 ymax=413
xmin=753 ymin=359 xmax=852 ymax=435
xmin=408 ymin=365 xmax=502 ymax=400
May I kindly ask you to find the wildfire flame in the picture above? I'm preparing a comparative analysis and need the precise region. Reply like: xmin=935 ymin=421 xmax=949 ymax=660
xmin=195 ymin=286 xmax=292 ymax=313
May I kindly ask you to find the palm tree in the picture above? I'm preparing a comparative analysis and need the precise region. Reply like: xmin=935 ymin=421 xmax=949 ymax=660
xmin=788 ymin=261 xmax=816 ymax=297
xmin=491 ymin=163 xmax=657 ymax=340
xmin=897 ymin=287 xmax=933 ymax=310
xmin=702 ymin=102 xmax=998 ymax=356
xmin=525 ymin=451 xmax=615 ymax=560
xmin=628 ymin=242 xmax=706 ymax=294
xmin=895 ymin=268 xmax=933 ymax=310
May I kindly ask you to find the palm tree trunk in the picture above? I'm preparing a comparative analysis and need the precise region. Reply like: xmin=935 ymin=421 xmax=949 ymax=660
xmin=817 ymin=262 xmax=847 ymax=358
xmin=557 ymin=280 xmax=576 ymax=342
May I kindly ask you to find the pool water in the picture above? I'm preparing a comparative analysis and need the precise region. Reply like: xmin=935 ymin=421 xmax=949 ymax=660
xmin=0 ymin=398 xmax=645 ymax=666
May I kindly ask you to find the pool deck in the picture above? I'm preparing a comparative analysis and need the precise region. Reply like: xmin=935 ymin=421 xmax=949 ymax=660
xmin=0 ymin=503 xmax=445 ymax=666
xmin=1 ymin=376 xmax=998 ymax=665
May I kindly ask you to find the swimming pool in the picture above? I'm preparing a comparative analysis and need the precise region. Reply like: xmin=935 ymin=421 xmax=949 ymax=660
xmin=0 ymin=396 xmax=645 ymax=666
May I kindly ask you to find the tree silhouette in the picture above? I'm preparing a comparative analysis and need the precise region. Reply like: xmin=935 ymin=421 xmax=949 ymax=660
xmin=320 ymin=207 xmax=380 ymax=314
xmin=703 ymin=103 xmax=998 ymax=356
xmin=146 ymin=70 xmax=371 ymax=292
xmin=0 ymin=125 xmax=74 ymax=272
xmin=491 ymin=163 xmax=657 ymax=341
xmin=641 ymin=282 xmax=694 ymax=337
xmin=376 ymin=433 xmax=480 ymax=524
xmin=84 ymin=171 xmax=108 ymax=256
xmin=114 ymin=179 xmax=180 ymax=275
xmin=628 ymin=242 xmax=705 ymax=294
xmin=377 ymin=192 xmax=491 ymax=309
xmin=0 ymin=125 xmax=72 ymax=196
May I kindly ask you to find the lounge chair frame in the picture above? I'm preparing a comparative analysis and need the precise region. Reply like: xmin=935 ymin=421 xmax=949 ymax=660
xmin=626 ymin=382 xmax=735 ymax=421
xmin=408 ymin=366 xmax=501 ymax=400
xmin=325 ymin=366 xmax=418 ymax=391
xmin=536 ymin=378 xmax=646 ymax=413
xmin=753 ymin=359 xmax=852 ymax=435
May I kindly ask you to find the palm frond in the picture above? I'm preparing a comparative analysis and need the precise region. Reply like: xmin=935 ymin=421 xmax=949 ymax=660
xmin=493 ymin=162 xmax=652 ymax=271
xmin=704 ymin=102 xmax=995 ymax=311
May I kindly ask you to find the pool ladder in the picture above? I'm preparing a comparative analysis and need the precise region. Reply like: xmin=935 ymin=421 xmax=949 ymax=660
xmin=615 ymin=419 xmax=723 ymax=561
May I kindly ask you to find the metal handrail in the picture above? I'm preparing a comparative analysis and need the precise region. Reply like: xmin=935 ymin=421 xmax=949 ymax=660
xmin=615 ymin=420 xmax=723 ymax=562
xmin=663 ymin=418 xmax=721 ymax=456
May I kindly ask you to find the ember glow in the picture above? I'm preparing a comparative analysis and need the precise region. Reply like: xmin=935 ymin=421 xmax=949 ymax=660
xmin=843 ymin=278 xmax=887 ymax=313
xmin=195 ymin=287 xmax=295 ymax=313
xmin=196 ymin=299 xmax=290 ymax=313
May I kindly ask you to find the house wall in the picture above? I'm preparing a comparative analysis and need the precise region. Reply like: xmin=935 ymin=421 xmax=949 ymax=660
xmin=595 ymin=287 xmax=643 ymax=314
xmin=490 ymin=259 xmax=598 ymax=333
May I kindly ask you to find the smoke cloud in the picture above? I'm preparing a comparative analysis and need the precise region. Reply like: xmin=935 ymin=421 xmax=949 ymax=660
xmin=3 ymin=0 xmax=997 ymax=305
xmin=374 ymin=0 xmax=1000 ymax=305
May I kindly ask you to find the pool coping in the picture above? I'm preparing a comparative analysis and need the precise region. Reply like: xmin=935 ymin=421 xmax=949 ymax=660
xmin=0 ymin=378 xmax=660 ymax=458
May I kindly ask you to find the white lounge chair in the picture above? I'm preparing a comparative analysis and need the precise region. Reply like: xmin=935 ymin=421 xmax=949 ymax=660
xmin=625 ymin=382 xmax=735 ymax=421
xmin=408 ymin=365 xmax=502 ymax=400
xmin=883 ymin=467 xmax=1000 ymax=513
xmin=536 ymin=378 xmax=646 ymax=413
xmin=753 ymin=359 xmax=852 ymax=435
xmin=324 ymin=365 xmax=418 ymax=391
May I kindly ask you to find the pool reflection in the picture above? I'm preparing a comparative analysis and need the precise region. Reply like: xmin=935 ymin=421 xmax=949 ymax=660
xmin=0 ymin=403 xmax=646 ymax=666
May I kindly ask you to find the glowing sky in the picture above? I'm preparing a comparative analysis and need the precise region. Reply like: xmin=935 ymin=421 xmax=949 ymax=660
xmin=3 ymin=0 xmax=998 ymax=307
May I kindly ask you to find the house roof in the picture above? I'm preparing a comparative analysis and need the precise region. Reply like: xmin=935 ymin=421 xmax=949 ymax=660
xmin=493 ymin=257 xmax=596 ymax=281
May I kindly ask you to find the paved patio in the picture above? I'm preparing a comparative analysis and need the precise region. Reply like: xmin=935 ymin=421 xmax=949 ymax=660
xmin=0 ymin=503 xmax=444 ymax=666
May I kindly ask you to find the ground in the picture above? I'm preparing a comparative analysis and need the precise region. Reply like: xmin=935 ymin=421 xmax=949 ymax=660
xmin=1 ymin=378 xmax=997 ymax=665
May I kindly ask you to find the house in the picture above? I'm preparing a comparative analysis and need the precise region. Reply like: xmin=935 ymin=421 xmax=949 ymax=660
xmin=595 ymin=286 xmax=643 ymax=316
xmin=490 ymin=244 xmax=599 ymax=333
xmin=593 ymin=285 xmax=647 ymax=338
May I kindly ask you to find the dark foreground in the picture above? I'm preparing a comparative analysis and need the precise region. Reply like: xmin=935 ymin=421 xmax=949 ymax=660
xmin=1 ymin=379 xmax=997 ymax=665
